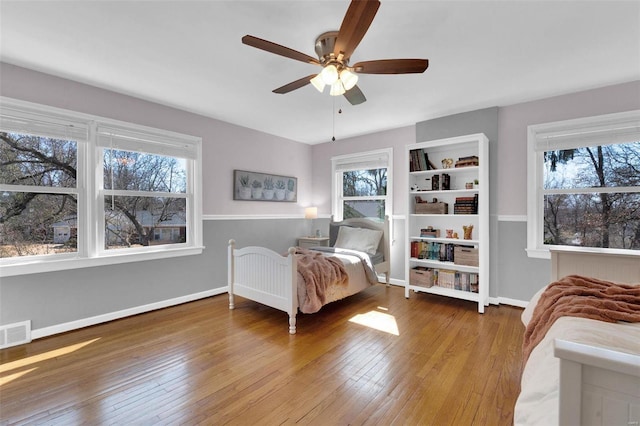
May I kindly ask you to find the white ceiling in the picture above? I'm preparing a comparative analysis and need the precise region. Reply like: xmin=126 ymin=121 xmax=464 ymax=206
xmin=1 ymin=1 xmax=638 ymax=144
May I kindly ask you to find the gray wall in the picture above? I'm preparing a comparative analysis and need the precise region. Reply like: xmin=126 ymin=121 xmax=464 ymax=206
xmin=497 ymin=221 xmax=551 ymax=300
xmin=2 ymin=61 xmax=638 ymax=336
xmin=415 ymin=107 xmax=504 ymax=300
xmin=495 ymin=80 xmax=640 ymax=301
xmin=2 ymin=218 xmax=315 ymax=331
xmin=0 ymin=63 xmax=316 ymax=333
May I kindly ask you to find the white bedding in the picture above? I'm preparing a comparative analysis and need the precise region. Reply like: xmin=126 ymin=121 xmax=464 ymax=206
xmin=515 ymin=288 xmax=640 ymax=426
xmin=297 ymin=248 xmax=376 ymax=309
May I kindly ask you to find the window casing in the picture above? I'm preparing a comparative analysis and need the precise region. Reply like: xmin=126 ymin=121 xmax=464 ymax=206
xmin=331 ymin=148 xmax=392 ymax=221
xmin=0 ymin=98 xmax=203 ymax=276
xmin=527 ymin=110 xmax=640 ymax=258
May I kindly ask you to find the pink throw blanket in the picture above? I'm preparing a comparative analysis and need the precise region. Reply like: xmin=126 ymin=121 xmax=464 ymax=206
xmin=523 ymin=274 xmax=640 ymax=362
xmin=295 ymin=248 xmax=348 ymax=314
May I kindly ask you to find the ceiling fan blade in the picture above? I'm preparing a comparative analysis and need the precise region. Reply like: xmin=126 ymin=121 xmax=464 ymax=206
xmin=242 ymin=35 xmax=320 ymax=65
xmin=273 ymin=74 xmax=318 ymax=94
xmin=334 ymin=0 xmax=380 ymax=60
xmin=352 ymin=59 xmax=429 ymax=74
xmin=343 ymin=85 xmax=366 ymax=105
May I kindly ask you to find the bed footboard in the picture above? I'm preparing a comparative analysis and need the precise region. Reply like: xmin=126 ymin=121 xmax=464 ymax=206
xmin=555 ymin=339 xmax=640 ymax=425
xmin=228 ymin=240 xmax=298 ymax=334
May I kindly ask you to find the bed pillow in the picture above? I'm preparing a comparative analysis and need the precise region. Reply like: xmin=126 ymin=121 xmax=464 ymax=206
xmin=329 ymin=223 xmax=351 ymax=247
xmin=334 ymin=226 xmax=383 ymax=256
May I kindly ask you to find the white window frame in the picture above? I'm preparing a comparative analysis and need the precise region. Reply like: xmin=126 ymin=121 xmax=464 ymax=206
xmin=331 ymin=148 xmax=392 ymax=221
xmin=0 ymin=97 xmax=203 ymax=277
xmin=526 ymin=109 xmax=640 ymax=259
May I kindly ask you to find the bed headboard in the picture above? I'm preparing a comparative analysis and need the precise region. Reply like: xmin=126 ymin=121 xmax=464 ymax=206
xmin=329 ymin=215 xmax=391 ymax=282
xmin=551 ymin=248 xmax=640 ymax=284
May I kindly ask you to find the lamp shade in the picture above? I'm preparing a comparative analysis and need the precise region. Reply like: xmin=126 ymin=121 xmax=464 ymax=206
xmin=330 ymin=81 xmax=346 ymax=96
xmin=310 ymin=74 xmax=325 ymax=93
xmin=320 ymin=65 xmax=339 ymax=85
xmin=339 ymin=69 xmax=358 ymax=91
xmin=304 ymin=207 xmax=318 ymax=219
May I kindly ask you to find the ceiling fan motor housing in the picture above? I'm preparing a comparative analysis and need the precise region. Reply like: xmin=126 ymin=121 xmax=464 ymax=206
xmin=315 ymin=31 xmax=341 ymax=65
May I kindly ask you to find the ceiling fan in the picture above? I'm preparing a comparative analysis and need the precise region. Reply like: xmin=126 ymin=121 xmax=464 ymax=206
xmin=242 ymin=0 xmax=429 ymax=105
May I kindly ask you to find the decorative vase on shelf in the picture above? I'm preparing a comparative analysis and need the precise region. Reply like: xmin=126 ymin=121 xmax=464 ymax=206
xmin=463 ymin=224 xmax=474 ymax=240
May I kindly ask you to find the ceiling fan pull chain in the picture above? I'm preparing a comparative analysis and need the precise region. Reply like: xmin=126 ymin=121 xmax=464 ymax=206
xmin=332 ymin=97 xmax=336 ymax=142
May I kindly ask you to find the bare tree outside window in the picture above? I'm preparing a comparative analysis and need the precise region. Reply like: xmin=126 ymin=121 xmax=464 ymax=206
xmin=543 ymin=141 xmax=640 ymax=250
xmin=103 ymin=149 xmax=187 ymax=248
xmin=0 ymin=131 xmax=189 ymax=258
xmin=342 ymin=168 xmax=387 ymax=220
xmin=0 ymin=132 xmax=78 ymax=257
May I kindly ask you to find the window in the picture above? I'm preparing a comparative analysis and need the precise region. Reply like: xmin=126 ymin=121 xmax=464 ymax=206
xmin=98 ymin=124 xmax=195 ymax=253
xmin=527 ymin=110 xmax=640 ymax=258
xmin=0 ymin=98 xmax=202 ymax=276
xmin=332 ymin=149 xmax=392 ymax=221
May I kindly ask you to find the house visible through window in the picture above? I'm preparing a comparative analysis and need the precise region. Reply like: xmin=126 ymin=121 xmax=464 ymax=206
xmin=102 ymin=147 xmax=188 ymax=250
xmin=527 ymin=110 xmax=640 ymax=257
xmin=332 ymin=149 xmax=392 ymax=221
xmin=0 ymin=98 xmax=203 ymax=276
xmin=0 ymin=131 xmax=80 ymax=257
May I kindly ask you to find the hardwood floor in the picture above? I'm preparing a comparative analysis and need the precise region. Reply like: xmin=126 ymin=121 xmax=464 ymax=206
xmin=0 ymin=285 xmax=524 ymax=425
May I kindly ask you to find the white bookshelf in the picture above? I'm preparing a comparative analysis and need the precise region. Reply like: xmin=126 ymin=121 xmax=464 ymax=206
xmin=405 ymin=133 xmax=489 ymax=313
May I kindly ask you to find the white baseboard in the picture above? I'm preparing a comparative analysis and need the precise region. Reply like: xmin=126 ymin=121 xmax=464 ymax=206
xmin=498 ymin=296 xmax=528 ymax=308
xmin=31 ymin=287 xmax=228 ymax=340
xmin=377 ymin=277 xmax=404 ymax=287
xmin=30 ymin=285 xmax=526 ymax=341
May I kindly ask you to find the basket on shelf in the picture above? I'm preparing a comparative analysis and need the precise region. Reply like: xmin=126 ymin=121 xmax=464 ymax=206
xmin=415 ymin=202 xmax=448 ymax=214
xmin=454 ymin=246 xmax=479 ymax=266
xmin=410 ymin=267 xmax=434 ymax=287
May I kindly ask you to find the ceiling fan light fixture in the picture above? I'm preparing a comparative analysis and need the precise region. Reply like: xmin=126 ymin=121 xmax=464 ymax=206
xmin=330 ymin=80 xmax=346 ymax=96
xmin=339 ymin=69 xmax=358 ymax=91
xmin=310 ymin=74 xmax=325 ymax=93
xmin=320 ymin=64 xmax=339 ymax=85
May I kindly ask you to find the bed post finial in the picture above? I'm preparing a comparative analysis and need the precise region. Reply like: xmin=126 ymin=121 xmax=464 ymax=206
xmin=287 ymin=247 xmax=296 ymax=256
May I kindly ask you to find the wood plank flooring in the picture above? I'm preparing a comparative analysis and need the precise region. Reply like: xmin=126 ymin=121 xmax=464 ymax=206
xmin=0 ymin=285 xmax=524 ymax=425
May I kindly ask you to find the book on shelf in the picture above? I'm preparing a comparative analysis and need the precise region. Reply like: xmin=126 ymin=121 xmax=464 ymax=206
xmin=441 ymin=173 xmax=450 ymax=190
xmin=420 ymin=227 xmax=440 ymax=238
xmin=455 ymin=155 xmax=479 ymax=168
xmin=434 ymin=269 xmax=479 ymax=292
xmin=411 ymin=241 xmax=456 ymax=262
xmin=437 ymin=269 xmax=457 ymax=289
xmin=454 ymin=194 xmax=478 ymax=214
xmin=409 ymin=149 xmax=437 ymax=172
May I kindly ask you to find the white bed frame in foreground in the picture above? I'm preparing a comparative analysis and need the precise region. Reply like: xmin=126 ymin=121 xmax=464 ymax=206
xmin=228 ymin=216 xmax=390 ymax=334
xmin=550 ymin=248 xmax=640 ymax=426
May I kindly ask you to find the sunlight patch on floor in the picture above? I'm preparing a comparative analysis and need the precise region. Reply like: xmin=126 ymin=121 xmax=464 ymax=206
xmin=0 ymin=338 xmax=100 ymax=376
xmin=349 ymin=309 xmax=399 ymax=335
xmin=0 ymin=367 xmax=38 ymax=386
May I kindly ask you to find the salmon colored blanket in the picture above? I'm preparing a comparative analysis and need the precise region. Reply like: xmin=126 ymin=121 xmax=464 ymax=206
xmin=523 ymin=274 xmax=640 ymax=363
xmin=295 ymin=248 xmax=348 ymax=314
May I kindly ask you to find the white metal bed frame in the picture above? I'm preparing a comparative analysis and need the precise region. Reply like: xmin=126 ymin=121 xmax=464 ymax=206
xmin=227 ymin=216 xmax=390 ymax=334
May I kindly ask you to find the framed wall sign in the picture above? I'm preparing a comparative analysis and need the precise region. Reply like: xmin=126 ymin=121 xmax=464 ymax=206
xmin=233 ymin=170 xmax=297 ymax=202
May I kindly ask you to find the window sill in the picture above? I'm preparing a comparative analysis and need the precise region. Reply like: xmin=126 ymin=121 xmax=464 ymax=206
xmin=525 ymin=248 xmax=551 ymax=259
xmin=0 ymin=246 xmax=205 ymax=278
xmin=527 ymin=245 xmax=640 ymax=260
